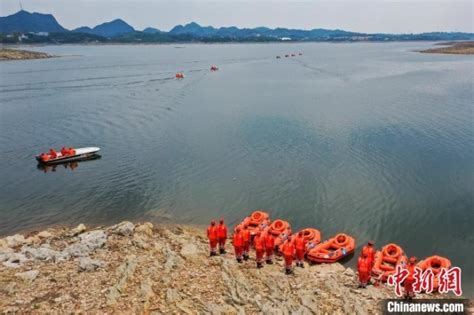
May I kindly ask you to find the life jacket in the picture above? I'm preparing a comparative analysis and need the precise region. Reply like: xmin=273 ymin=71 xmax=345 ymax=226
xmin=49 ymin=149 xmax=57 ymax=158
xmin=217 ymin=224 xmax=227 ymax=238
xmin=265 ymin=233 xmax=275 ymax=249
xmin=358 ymin=256 xmax=369 ymax=273
xmin=254 ymin=235 xmax=264 ymax=251
xmin=282 ymin=241 xmax=295 ymax=257
xmin=61 ymin=147 xmax=68 ymax=156
xmin=207 ymin=226 xmax=218 ymax=241
xmin=233 ymin=232 xmax=244 ymax=247
xmin=242 ymin=229 xmax=251 ymax=243
xmin=68 ymin=148 xmax=76 ymax=156
xmin=295 ymin=236 xmax=306 ymax=251
xmin=362 ymin=245 xmax=376 ymax=263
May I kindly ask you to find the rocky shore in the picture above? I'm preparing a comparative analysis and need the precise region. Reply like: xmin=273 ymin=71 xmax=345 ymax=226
xmin=0 ymin=222 xmax=458 ymax=314
xmin=0 ymin=48 xmax=53 ymax=60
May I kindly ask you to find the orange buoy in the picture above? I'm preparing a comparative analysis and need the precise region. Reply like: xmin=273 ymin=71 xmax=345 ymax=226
xmin=307 ymin=233 xmax=356 ymax=263
xmin=371 ymin=243 xmax=407 ymax=282
xmin=417 ymin=255 xmax=452 ymax=291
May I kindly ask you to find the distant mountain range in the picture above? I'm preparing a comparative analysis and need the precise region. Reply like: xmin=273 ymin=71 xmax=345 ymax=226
xmin=72 ymin=19 xmax=134 ymax=38
xmin=1 ymin=10 xmax=473 ymax=43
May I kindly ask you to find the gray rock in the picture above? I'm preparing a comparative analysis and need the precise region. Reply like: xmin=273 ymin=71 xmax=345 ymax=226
xmin=107 ymin=255 xmax=137 ymax=306
xmin=78 ymin=257 xmax=104 ymax=272
xmin=110 ymin=221 xmax=135 ymax=236
xmin=0 ymin=248 xmax=14 ymax=262
xmin=15 ymin=270 xmax=39 ymax=283
xmin=37 ymin=231 xmax=53 ymax=239
xmin=22 ymin=246 xmax=58 ymax=261
xmin=70 ymin=223 xmax=86 ymax=236
xmin=60 ymin=243 xmax=91 ymax=259
xmin=79 ymin=230 xmax=107 ymax=250
xmin=6 ymin=234 xmax=26 ymax=248
xmin=2 ymin=253 xmax=29 ymax=268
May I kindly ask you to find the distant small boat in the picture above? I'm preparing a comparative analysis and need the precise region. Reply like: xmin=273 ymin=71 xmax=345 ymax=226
xmin=285 ymin=54 xmax=289 ymax=58
xmin=210 ymin=65 xmax=219 ymax=71
xmin=276 ymin=56 xmax=281 ymax=59
xmin=291 ymin=54 xmax=295 ymax=57
xmin=175 ymin=72 xmax=185 ymax=79
xmin=36 ymin=147 xmax=101 ymax=165
xmin=299 ymin=53 xmax=303 ymax=56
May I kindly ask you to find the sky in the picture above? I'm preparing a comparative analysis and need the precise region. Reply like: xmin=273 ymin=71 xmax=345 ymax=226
xmin=0 ymin=0 xmax=473 ymax=33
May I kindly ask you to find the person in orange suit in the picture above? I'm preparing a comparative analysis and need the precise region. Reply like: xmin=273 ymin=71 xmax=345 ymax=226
xmin=282 ymin=238 xmax=295 ymax=275
xmin=242 ymin=226 xmax=251 ymax=261
xmin=361 ymin=240 xmax=376 ymax=268
xmin=217 ymin=219 xmax=228 ymax=254
xmin=206 ymin=221 xmax=218 ymax=257
xmin=357 ymin=253 xmax=370 ymax=288
xmin=254 ymin=233 xmax=265 ymax=268
xmin=265 ymin=232 xmax=275 ymax=264
xmin=49 ymin=148 xmax=57 ymax=159
xmin=294 ymin=231 xmax=307 ymax=268
xmin=404 ymin=257 xmax=417 ymax=300
xmin=233 ymin=227 xmax=244 ymax=263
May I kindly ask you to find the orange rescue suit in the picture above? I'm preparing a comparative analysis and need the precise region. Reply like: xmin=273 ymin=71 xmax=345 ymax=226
xmin=357 ymin=256 xmax=370 ymax=284
xmin=282 ymin=241 xmax=295 ymax=267
xmin=207 ymin=225 xmax=218 ymax=250
xmin=294 ymin=236 xmax=307 ymax=261
xmin=254 ymin=234 xmax=265 ymax=262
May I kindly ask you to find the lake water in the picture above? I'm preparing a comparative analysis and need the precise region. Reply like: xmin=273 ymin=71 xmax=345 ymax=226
xmin=0 ymin=43 xmax=473 ymax=295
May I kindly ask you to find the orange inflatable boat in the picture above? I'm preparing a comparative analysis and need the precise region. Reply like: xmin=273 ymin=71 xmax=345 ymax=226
xmin=371 ymin=243 xmax=407 ymax=282
xmin=268 ymin=219 xmax=292 ymax=250
xmin=278 ymin=227 xmax=321 ymax=253
xmin=417 ymin=255 xmax=452 ymax=291
xmin=235 ymin=210 xmax=271 ymax=236
xmin=307 ymin=233 xmax=355 ymax=263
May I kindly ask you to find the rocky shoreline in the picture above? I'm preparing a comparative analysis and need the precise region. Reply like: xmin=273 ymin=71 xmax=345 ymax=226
xmin=0 ymin=221 xmax=462 ymax=313
xmin=0 ymin=48 xmax=53 ymax=60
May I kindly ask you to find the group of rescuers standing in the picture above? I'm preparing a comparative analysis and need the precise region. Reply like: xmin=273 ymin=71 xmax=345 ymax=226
xmin=207 ymin=220 xmax=417 ymax=299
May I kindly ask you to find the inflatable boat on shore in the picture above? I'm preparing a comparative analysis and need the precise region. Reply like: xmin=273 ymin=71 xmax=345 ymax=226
xmin=36 ymin=147 xmax=101 ymax=165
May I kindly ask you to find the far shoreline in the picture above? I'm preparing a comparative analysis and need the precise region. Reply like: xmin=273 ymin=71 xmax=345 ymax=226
xmin=419 ymin=41 xmax=474 ymax=55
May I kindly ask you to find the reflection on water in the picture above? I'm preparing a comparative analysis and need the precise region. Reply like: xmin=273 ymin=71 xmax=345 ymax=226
xmin=36 ymin=155 xmax=102 ymax=173
xmin=0 ymin=43 xmax=473 ymax=295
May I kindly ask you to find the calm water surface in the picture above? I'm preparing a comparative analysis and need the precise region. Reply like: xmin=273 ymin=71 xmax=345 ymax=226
xmin=0 ymin=43 xmax=473 ymax=294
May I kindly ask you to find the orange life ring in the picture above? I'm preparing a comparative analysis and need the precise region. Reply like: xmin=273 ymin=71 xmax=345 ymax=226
xmin=270 ymin=219 xmax=290 ymax=235
xmin=417 ymin=255 xmax=451 ymax=291
xmin=333 ymin=233 xmax=350 ymax=248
